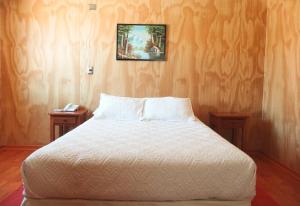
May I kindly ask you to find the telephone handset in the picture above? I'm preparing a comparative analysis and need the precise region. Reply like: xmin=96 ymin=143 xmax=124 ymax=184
xmin=63 ymin=103 xmax=79 ymax=112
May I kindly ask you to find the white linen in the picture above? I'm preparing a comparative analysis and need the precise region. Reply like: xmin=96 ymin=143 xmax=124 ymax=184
xmin=142 ymin=97 xmax=196 ymax=121
xmin=22 ymin=197 xmax=251 ymax=206
xmin=22 ymin=119 xmax=256 ymax=202
xmin=93 ymin=93 xmax=145 ymax=120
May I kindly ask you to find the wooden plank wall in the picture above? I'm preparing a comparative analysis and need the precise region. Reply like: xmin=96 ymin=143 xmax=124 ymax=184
xmin=0 ymin=0 xmax=266 ymax=150
xmin=0 ymin=0 xmax=4 ymax=146
xmin=262 ymin=0 xmax=300 ymax=174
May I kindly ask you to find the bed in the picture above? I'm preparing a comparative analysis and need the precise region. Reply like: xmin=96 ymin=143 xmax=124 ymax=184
xmin=21 ymin=118 xmax=255 ymax=206
xmin=21 ymin=95 xmax=256 ymax=206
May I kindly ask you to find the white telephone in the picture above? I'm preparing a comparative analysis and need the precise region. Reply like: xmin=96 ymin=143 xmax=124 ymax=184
xmin=63 ymin=103 xmax=79 ymax=112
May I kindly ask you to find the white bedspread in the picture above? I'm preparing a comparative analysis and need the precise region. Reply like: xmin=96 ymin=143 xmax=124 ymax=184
xmin=22 ymin=119 xmax=256 ymax=201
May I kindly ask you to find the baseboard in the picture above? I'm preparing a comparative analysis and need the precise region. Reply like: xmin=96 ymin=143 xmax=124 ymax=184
xmin=1 ymin=145 xmax=45 ymax=150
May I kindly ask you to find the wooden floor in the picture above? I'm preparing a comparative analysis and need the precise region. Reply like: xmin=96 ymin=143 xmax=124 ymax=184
xmin=0 ymin=148 xmax=300 ymax=205
xmin=252 ymin=152 xmax=300 ymax=206
xmin=0 ymin=148 xmax=33 ymax=202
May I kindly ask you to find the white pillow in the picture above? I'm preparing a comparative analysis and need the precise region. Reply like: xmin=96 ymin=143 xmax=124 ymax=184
xmin=142 ymin=97 xmax=196 ymax=121
xmin=93 ymin=93 xmax=145 ymax=120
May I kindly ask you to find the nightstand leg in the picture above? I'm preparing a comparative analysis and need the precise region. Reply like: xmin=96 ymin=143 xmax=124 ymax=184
xmin=59 ymin=125 xmax=64 ymax=137
xmin=233 ymin=129 xmax=243 ymax=150
xmin=232 ymin=129 xmax=236 ymax=146
xmin=241 ymin=128 xmax=244 ymax=151
xmin=214 ymin=125 xmax=221 ymax=135
xmin=50 ymin=120 xmax=55 ymax=142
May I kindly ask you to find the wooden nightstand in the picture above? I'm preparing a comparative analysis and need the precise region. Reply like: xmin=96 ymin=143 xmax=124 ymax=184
xmin=49 ymin=108 xmax=88 ymax=141
xmin=209 ymin=112 xmax=249 ymax=150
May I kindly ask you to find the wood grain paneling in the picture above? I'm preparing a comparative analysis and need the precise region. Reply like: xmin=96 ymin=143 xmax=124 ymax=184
xmin=262 ymin=0 xmax=300 ymax=174
xmin=1 ymin=0 xmax=81 ymax=145
xmin=0 ymin=0 xmax=5 ymax=146
xmin=0 ymin=0 xmax=266 ymax=150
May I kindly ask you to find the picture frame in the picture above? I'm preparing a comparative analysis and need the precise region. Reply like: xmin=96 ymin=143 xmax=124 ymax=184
xmin=116 ymin=24 xmax=167 ymax=61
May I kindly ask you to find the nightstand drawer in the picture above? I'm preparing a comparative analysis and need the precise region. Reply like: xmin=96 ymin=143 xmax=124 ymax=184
xmin=53 ymin=117 xmax=76 ymax=124
xmin=222 ymin=119 xmax=245 ymax=128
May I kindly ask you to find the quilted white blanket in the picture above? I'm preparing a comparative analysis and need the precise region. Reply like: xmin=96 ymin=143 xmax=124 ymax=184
xmin=22 ymin=119 xmax=256 ymax=201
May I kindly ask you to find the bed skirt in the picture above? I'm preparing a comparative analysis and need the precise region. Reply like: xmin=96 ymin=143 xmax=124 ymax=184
xmin=22 ymin=197 xmax=251 ymax=206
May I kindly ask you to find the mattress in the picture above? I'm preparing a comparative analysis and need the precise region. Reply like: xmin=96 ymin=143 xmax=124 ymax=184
xmin=21 ymin=119 xmax=256 ymax=202
xmin=22 ymin=197 xmax=251 ymax=206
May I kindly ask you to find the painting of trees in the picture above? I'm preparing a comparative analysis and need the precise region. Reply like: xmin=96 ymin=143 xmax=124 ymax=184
xmin=117 ymin=25 xmax=133 ymax=56
xmin=146 ymin=25 xmax=165 ymax=49
xmin=117 ymin=24 xmax=166 ymax=61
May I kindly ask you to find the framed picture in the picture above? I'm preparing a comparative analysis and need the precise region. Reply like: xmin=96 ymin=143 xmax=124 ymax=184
xmin=116 ymin=24 xmax=166 ymax=61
